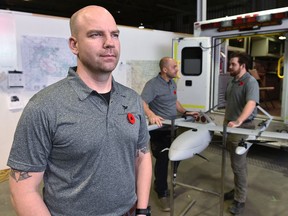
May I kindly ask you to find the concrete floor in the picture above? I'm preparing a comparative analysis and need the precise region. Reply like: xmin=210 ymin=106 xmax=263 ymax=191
xmin=1 ymin=136 xmax=288 ymax=216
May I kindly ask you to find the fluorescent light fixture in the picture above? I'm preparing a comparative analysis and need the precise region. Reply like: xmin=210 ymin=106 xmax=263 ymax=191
xmin=138 ymin=23 xmax=145 ymax=29
xmin=279 ymin=35 xmax=286 ymax=40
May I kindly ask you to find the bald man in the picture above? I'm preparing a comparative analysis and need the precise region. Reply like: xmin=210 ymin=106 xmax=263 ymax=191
xmin=8 ymin=6 xmax=152 ymax=216
xmin=141 ymin=57 xmax=198 ymax=211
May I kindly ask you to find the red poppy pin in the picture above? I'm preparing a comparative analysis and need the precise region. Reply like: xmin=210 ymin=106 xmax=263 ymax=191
xmin=127 ymin=113 xmax=135 ymax=124
xmin=239 ymin=81 xmax=244 ymax=86
xmin=173 ymin=90 xmax=176 ymax=95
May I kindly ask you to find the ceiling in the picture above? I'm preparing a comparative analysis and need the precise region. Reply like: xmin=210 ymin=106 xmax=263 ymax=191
xmin=0 ymin=0 xmax=286 ymax=33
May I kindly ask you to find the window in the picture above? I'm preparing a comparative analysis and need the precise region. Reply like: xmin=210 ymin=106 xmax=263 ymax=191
xmin=181 ymin=47 xmax=202 ymax=76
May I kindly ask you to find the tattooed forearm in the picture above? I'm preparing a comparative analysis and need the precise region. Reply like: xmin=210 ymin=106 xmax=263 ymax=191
xmin=136 ymin=146 xmax=150 ymax=157
xmin=10 ymin=169 xmax=32 ymax=182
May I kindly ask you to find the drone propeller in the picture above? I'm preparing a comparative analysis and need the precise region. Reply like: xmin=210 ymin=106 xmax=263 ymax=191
xmin=195 ymin=153 xmax=209 ymax=162
xmin=238 ymin=139 xmax=277 ymax=148
xmin=245 ymin=140 xmax=277 ymax=144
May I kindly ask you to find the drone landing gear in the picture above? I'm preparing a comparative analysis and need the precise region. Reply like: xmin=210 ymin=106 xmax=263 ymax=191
xmin=170 ymin=161 xmax=196 ymax=216
xmin=169 ymin=159 xmax=220 ymax=216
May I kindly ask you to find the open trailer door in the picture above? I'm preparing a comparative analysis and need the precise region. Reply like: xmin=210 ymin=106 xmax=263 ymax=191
xmin=281 ymin=33 xmax=288 ymax=124
xmin=173 ymin=37 xmax=211 ymax=112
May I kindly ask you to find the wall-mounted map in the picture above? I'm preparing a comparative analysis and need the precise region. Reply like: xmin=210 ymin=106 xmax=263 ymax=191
xmin=21 ymin=35 xmax=76 ymax=91
xmin=127 ymin=60 xmax=159 ymax=94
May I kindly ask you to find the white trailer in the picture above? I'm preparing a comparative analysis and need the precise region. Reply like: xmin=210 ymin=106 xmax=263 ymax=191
xmin=173 ymin=7 xmax=288 ymax=148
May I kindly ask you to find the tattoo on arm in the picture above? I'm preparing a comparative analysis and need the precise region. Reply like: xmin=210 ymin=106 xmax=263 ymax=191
xmin=136 ymin=146 xmax=150 ymax=157
xmin=10 ymin=169 xmax=32 ymax=182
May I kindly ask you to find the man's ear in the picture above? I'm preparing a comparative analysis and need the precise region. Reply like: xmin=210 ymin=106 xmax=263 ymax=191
xmin=69 ymin=37 xmax=78 ymax=55
xmin=239 ymin=63 xmax=245 ymax=70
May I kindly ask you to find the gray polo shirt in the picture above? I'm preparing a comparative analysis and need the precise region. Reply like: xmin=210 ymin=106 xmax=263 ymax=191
xmin=225 ymin=72 xmax=259 ymax=122
xmin=141 ymin=74 xmax=177 ymax=120
xmin=8 ymin=67 xmax=150 ymax=216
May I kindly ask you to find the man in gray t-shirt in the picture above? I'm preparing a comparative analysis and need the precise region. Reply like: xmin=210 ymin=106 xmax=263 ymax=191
xmin=224 ymin=52 xmax=259 ymax=215
xmin=7 ymin=6 xmax=152 ymax=216
xmin=141 ymin=57 xmax=198 ymax=212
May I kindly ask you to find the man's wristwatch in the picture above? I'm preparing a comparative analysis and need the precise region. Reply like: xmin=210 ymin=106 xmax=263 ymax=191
xmin=182 ymin=110 xmax=188 ymax=119
xmin=136 ymin=206 xmax=151 ymax=215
